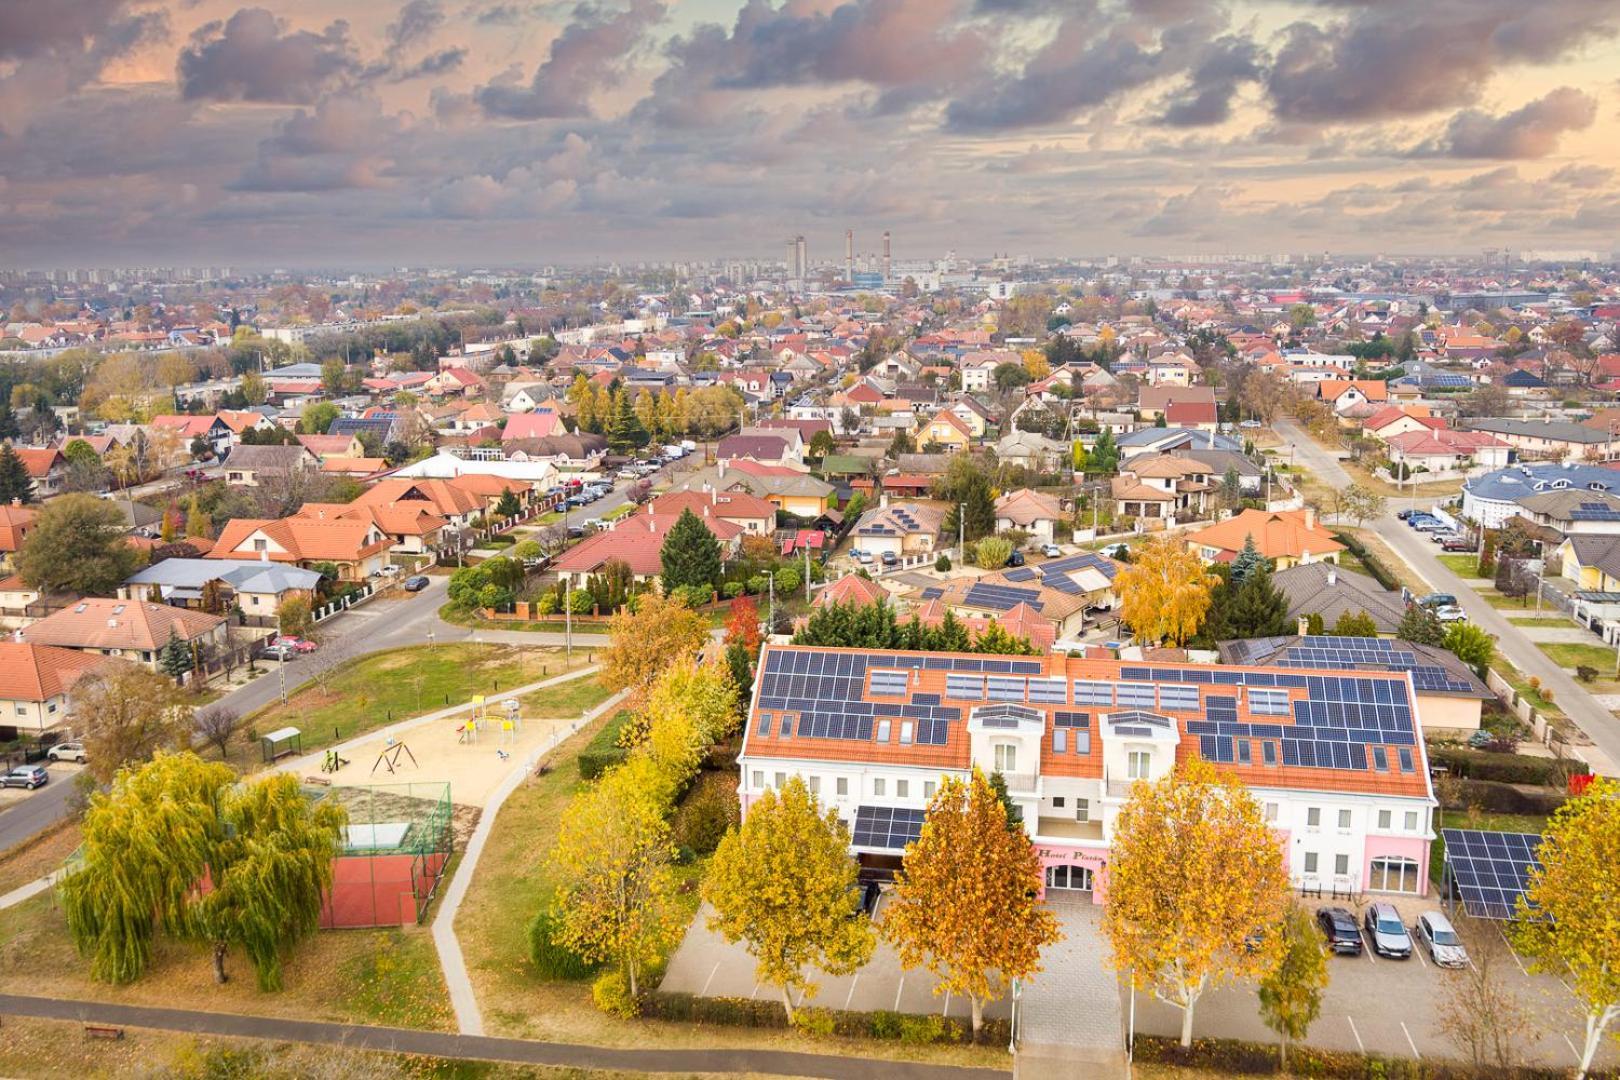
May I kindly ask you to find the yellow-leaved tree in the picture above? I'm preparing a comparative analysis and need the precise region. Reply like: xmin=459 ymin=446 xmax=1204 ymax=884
xmin=1511 ymin=778 xmax=1620 ymax=1080
xmin=702 ymin=776 xmax=874 ymax=1023
xmin=549 ymin=754 xmax=683 ymax=1002
xmin=1103 ymin=757 xmax=1290 ymax=1046
xmin=600 ymin=592 xmax=709 ymax=712
xmin=1114 ymin=534 xmax=1218 ymax=646
xmin=631 ymin=655 xmax=741 ymax=789
xmin=883 ymin=769 xmax=1061 ymax=1037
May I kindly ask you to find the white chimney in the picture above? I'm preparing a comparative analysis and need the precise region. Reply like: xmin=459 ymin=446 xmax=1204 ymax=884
xmin=1297 ymin=615 xmax=1309 ymax=637
xmin=107 ymin=618 xmax=118 ymax=628
xmin=1304 ymin=506 xmax=1316 ymax=531
xmin=880 ymin=493 xmax=890 ymax=508
xmin=1326 ymin=567 xmax=1336 ymax=586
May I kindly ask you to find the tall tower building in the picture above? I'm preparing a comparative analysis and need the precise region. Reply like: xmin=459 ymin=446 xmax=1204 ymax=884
xmin=882 ymin=231 xmax=892 ymax=281
xmin=795 ymin=235 xmax=808 ymax=281
xmin=786 ymin=237 xmax=798 ymax=278
xmin=845 ymin=229 xmax=854 ymax=282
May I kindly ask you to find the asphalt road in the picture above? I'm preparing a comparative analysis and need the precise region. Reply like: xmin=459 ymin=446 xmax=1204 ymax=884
xmin=0 ymin=768 xmax=77 ymax=853
xmin=1275 ymin=419 xmax=1620 ymax=768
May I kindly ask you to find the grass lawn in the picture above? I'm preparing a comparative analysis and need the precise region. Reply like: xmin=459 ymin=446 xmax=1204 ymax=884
xmin=1476 ymin=589 xmax=1539 ymax=610
xmin=453 ymin=709 xmax=1002 ymax=1069
xmin=1437 ymin=554 xmax=1483 ymax=578
xmin=517 ymin=676 xmax=614 ymax=721
xmin=246 ymin=644 xmax=590 ymax=749
xmin=1507 ymin=614 xmax=1573 ymax=627
xmin=1538 ymin=642 xmax=1620 ymax=676
xmin=0 ymin=891 xmax=455 ymax=1030
xmin=1498 ymin=666 xmax=1563 ymax=717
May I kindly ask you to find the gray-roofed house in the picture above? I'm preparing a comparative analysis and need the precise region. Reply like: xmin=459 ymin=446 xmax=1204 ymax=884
xmin=1462 ymin=462 xmax=1620 ymax=528
xmin=1555 ymin=534 xmax=1620 ymax=594
xmin=1515 ymin=488 xmax=1620 ymax=536
xmin=1181 ymin=448 xmax=1264 ymax=493
xmin=1216 ymin=635 xmax=1490 ymax=735
xmin=1117 ymin=427 xmax=1241 ymax=460
xmin=716 ymin=434 xmax=794 ymax=467
xmin=119 ymin=558 xmax=324 ymax=619
xmin=1272 ymin=563 xmax=1408 ymax=635
xmin=222 ymin=443 xmax=320 ymax=487
xmin=852 ymin=502 xmax=947 ymax=559
xmin=1459 ymin=418 xmax=1620 ymax=463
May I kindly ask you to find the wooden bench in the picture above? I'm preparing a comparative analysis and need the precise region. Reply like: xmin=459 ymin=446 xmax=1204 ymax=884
xmin=303 ymin=775 xmax=332 ymax=786
xmin=84 ymin=1024 xmax=124 ymax=1040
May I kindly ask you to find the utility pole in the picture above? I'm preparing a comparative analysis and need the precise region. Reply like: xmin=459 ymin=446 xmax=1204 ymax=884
xmin=958 ymin=502 xmax=966 ymax=565
xmin=564 ymin=575 xmax=573 ymax=661
xmin=767 ymin=572 xmax=775 ymax=638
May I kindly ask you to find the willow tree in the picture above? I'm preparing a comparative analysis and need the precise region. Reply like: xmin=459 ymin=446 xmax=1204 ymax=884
xmin=62 ymin=752 xmax=346 ymax=990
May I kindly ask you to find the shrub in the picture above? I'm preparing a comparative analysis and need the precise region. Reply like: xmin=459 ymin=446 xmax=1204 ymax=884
xmin=774 ymin=567 xmax=802 ymax=594
xmin=722 ymin=581 xmax=746 ymax=600
xmin=746 ymin=574 xmax=767 ymax=595
xmin=534 ymin=592 xmax=560 ymax=616
xmin=791 ymin=1007 xmax=838 ymax=1036
xmin=1528 ymin=675 xmax=1541 ymax=692
xmin=975 ymin=536 xmax=1013 ymax=570
xmin=1428 ymin=747 xmax=1559 ymax=785
xmin=1577 ymin=665 xmax=1598 ymax=683
xmin=591 ymin=970 xmax=638 ymax=1017
xmin=934 ymin=554 xmax=951 ymax=572
xmin=1456 ymin=779 xmax=1565 ymax=816
xmin=566 ymin=589 xmax=594 ymax=615
xmin=671 ymin=773 xmax=740 ymax=855
xmin=527 ymin=907 xmax=597 ymax=980
xmin=1542 ymin=687 xmax=1555 ymax=704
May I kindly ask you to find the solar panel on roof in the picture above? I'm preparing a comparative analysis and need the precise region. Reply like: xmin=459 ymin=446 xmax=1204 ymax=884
xmin=1003 ymin=567 xmax=1037 ymax=582
xmin=852 ymin=806 xmax=926 ymax=851
xmin=1441 ymin=828 xmax=1542 ymax=919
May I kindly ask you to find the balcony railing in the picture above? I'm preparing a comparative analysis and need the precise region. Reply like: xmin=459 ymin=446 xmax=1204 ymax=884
xmin=999 ymin=770 xmax=1039 ymax=793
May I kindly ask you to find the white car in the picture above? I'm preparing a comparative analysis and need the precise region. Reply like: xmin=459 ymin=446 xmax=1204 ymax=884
xmin=1415 ymin=911 xmax=1469 ymax=968
xmin=378 ymin=565 xmax=401 ymax=577
xmin=47 ymin=741 xmax=87 ymax=763
xmin=1041 ymin=544 xmax=1062 ymax=558
xmin=854 ymin=550 xmax=874 ymax=565
xmin=1433 ymin=605 xmax=1468 ymax=623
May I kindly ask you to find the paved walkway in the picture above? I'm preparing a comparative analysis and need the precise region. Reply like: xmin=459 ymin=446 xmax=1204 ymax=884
xmin=1014 ymin=902 xmax=1126 ymax=1080
xmin=1275 ymin=421 xmax=1620 ymax=773
xmin=0 ymin=993 xmax=1007 ymax=1079
xmin=433 ymin=685 xmax=628 ymax=1036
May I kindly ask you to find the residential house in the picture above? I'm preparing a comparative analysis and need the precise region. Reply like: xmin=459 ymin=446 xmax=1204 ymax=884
xmin=503 ymin=433 xmax=609 ymax=470
xmin=209 ymin=517 xmax=392 ymax=580
xmin=649 ymin=489 xmax=777 ymax=536
xmin=297 ymin=434 xmax=365 ymax=461
xmin=851 ymin=501 xmax=947 ymax=558
xmin=552 ymin=509 xmax=743 ymax=588
xmin=672 ymin=460 xmax=833 ymax=519
xmin=501 ymin=408 xmax=565 ymax=444
xmin=915 ymin=409 xmax=974 ymax=451
xmin=0 ymin=503 xmax=37 ymax=573
xmin=13 ymin=448 xmax=67 ymax=498
xmin=1318 ymin=380 xmax=1390 ymax=415
xmin=0 ymin=642 xmax=111 ymax=737
xmin=1137 ymin=387 xmax=1216 ymax=422
xmin=1462 ymin=463 xmax=1620 ymax=528
xmin=1385 ymin=429 xmax=1513 ymax=475
xmin=1116 ymin=428 xmax=1240 ymax=462
xmin=19 ymin=598 xmax=227 ymax=671
xmin=1558 ymin=534 xmax=1620 ymax=593
xmin=996 ymin=430 xmax=1068 ymax=473
xmin=1271 ymin=563 xmax=1408 ymax=635
xmin=1185 ymin=507 xmax=1344 ymax=569
xmin=222 ymin=443 xmax=320 ymax=486
xmin=350 ymin=477 xmax=485 ymax=530
xmin=1363 ymin=406 xmax=1443 ymax=443
xmin=1110 ymin=455 xmax=1214 ymax=521
xmin=912 ymin=598 xmax=1058 ymax=651
xmin=120 ymin=559 xmax=322 ymax=619
xmin=739 ymin=644 xmax=1438 ymax=900
xmin=1460 ymin=419 xmax=1619 ymax=463
xmin=995 ymin=489 xmax=1065 ymax=545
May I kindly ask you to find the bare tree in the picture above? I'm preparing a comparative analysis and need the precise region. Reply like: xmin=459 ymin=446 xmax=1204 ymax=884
xmin=193 ymin=704 xmax=239 ymax=759
xmin=1436 ymin=914 xmax=1534 ymax=1073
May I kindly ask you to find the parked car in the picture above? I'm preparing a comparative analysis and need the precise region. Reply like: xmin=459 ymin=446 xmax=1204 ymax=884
xmin=1415 ymin=911 xmax=1469 ymax=968
xmin=1419 ymin=593 xmax=1458 ymax=609
xmin=1363 ymin=902 xmax=1413 ymax=958
xmin=1240 ymin=419 xmax=1261 ymax=429
xmin=1316 ymin=906 xmax=1364 ymax=955
xmin=270 ymin=635 xmax=317 ymax=653
xmin=262 ymin=643 xmax=297 ymax=661
xmin=1440 ymin=538 xmax=1475 ymax=552
xmin=854 ymin=550 xmax=874 ymax=565
xmin=1007 ymin=550 xmax=1026 ymax=567
xmin=402 ymin=575 xmax=431 ymax=592
xmin=2 ymin=765 xmax=49 ymax=790
xmin=1041 ymin=544 xmax=1062 ymax=558
xmin=565 ymin=525 xmax=585 ymax=539
xmin=1396 ymin=508 xmax=1415 ymax=520
xmin=582 ymin=518 xmax=606 ymax=531
xmin=46 ymin=741 xmax=86 ymax=763
xmin=1431 ymin=532 xmax=1461 ymax=544
xmin=880 ymin=551 xmax=898 ymax=567
xmin=615 ymin=468 xmax=638 ymax=480
xmin=1433 ymin=605 xmax=1468 ymax=623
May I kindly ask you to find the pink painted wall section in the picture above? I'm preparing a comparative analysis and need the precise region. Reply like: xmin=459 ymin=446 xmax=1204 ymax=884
xmin=1034 ymin=843 xmax=1111 ymax=905
xmin=1364 ymin=834 xmax=1431 ymax=896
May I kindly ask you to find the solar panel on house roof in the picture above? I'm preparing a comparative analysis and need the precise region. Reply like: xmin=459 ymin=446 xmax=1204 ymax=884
xmin=1003 ymin=566 xmax=1037 ymax=582
xmin=852 ymin=806 xmax=926 ymax=851
xmin=1441 ymin=828 xmax=1542 ymax=919
xmin=963 ymin=582 xmax=1044 ymax=611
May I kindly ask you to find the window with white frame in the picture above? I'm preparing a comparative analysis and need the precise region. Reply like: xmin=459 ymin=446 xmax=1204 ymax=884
xmin=1307 ymin=807 xmax=1321 ymax=829
xmin=1334 ymin=853 xmax=1349 ymax=876
xmin=836 ymin=777 xmax=848 ymax=797
xmin=896 ymin=780 xmax=909 ymax=798
xmin=924 ymin=781 xmax=936 ymax=798
xmin=1127 ymin=750 xmax=1151 ymax=779
xmin=1074 ymin=798 xmax=1091 ymax=823
xmin=1370 ymin=856 xmax=1421 ymax=894
xmin=1404 ymin=810 xmax=1419 ymax=831
xmin=1264 ymin=801 xmax=1279 ymax=822
xmin=752 ymin=770 xmax=764 ymax=789
xmin=876 ymin=719 xmax=891 ymax=742
xmin=1053 ymin=728 xmax=1068 ymax=753
xmin=994 ymin=744 xmax=1018 ymax=773
xmin=808 ymin=776 xmax=820 ymax=795
xmin=1378 ymin=809 xmax=1392 ymax=830
xmin=774 ymin=772 xmax=786 ymax=789
xmin=1304 ymin=852 xmax=1318 ymax=874
xmin=1338 ymin=809 xmax=1352 ymax=831
xmin=899 ymin=721 xmax=914 ymax=746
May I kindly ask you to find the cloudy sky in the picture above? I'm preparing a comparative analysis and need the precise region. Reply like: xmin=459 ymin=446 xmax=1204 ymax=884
xmin=3 ymin=0 xmax=1619 ymax=268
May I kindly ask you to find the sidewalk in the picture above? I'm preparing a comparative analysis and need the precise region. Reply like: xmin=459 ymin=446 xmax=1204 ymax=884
xmin=0 ymin=993 xmax=1007 ymax=1079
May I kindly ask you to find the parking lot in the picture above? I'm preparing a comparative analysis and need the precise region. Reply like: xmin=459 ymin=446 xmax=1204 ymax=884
xmin=1132 ymin=895 xmax=1619 ymax=1070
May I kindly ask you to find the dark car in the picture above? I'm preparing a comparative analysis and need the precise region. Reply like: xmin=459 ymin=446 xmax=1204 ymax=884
xmin=1316 ymin=906 xmax=1364 ymax=955
xmin=880 ymin=551 xmax=899 ymax=567
xmin=403 ymin=575 xmax=430 ymax=592
xmin=1441 ymin=538 xmax=1474 ymax=552
xmin=1007 ymin=550 xmax=1026 ymax=567
xmin=2 ymin=764 xmax=49 ymax=790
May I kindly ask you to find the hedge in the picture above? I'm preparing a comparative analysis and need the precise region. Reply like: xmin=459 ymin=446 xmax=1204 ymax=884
xmin=642 ymin=991 xmax=1012 ymax=1046
xmin=1428 ymin=747 xmax=1562 ymax=786
xmin=1133 ymin=1034 xmax=1608 ymax=1078
xmin=1332 ymin=530 xmax=1400 ymax=592
xmin=1454 ymin=779 xmax=1565 ymax=816
xmin=577 ymin=709 xmax=631 ymax=780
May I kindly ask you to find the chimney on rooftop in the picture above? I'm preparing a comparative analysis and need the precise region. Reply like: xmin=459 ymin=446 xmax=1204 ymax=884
xmin=1297 ymin=615 xmax=1309 ymax=637
xmin=1326 ymin=567 xmax=1336 ymax=586
xmin=1304 ymin=506 xmax=1316 ymax=530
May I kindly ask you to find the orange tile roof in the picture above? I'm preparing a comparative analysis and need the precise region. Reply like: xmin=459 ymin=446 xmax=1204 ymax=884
xmin=743 ymin=645 xmax=1430 ymax=799
xmin=814 ymin=573 xmax=889 ymax=609
xmin=13 ymin=448 xmax=64 ymax=479
xmin=354 ymin=477 xmax=483 ymax=518
xmin=21 ymin=598 xmax=224 ymax=652
xmin=1185 ymin=508 xmax=1345 ymax=560
xmin=0 ymin=504 xmax=37 ymax=552
xmin=0 ymin=641 xmax=111 ymax=701
xmin=650 ymin=488 xmax=776 ymax=523
xmin=211 ymin=516 xmax=391 ymax=563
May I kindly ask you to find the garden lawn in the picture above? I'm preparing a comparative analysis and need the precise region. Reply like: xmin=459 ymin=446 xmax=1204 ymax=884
xmin=1537 ymin=642 xmax=1620 ymax=677
xmin=1437 ymin=554 xmax=1483 ymax=578
xmin=1507 ymin=614 xmax=1574 ymax=627
xmin=1498 ymin=666 xmax=1563 ymax=717
xmin=247 ymin=644 xmax=589 ymax=748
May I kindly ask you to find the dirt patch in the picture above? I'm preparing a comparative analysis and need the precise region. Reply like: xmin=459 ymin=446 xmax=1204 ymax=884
xmin=318 ymin=785 xmax=481 ymax=853
xmin=0 ymin=820 xmax=82 ymax=896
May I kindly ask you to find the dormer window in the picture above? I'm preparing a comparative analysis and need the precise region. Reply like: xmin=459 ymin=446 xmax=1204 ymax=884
xmin=1127 ymin=750 xmax=1151 ymax=779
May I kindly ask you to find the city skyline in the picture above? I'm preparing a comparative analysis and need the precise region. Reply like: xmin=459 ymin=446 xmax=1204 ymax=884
xmin=3 ymin=0 xmax=1620 ymax=266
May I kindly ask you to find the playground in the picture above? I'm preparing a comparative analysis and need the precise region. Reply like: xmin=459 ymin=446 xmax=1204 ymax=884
xmin=284 ymin=670 xmax=606 ymax=809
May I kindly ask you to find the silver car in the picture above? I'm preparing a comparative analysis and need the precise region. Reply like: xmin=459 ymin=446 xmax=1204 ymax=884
xmin=1416 ymin=911 xmax=1469 ymax=968
xmin=1363 ymin=902 xmax=1413 ymax=959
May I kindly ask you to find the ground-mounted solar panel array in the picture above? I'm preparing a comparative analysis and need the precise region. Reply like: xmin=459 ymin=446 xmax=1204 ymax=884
xmin=852 ymin=805 xmax=926 ymax=850
xmin=1441 ymin=828 xmax=1542 ymax=919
